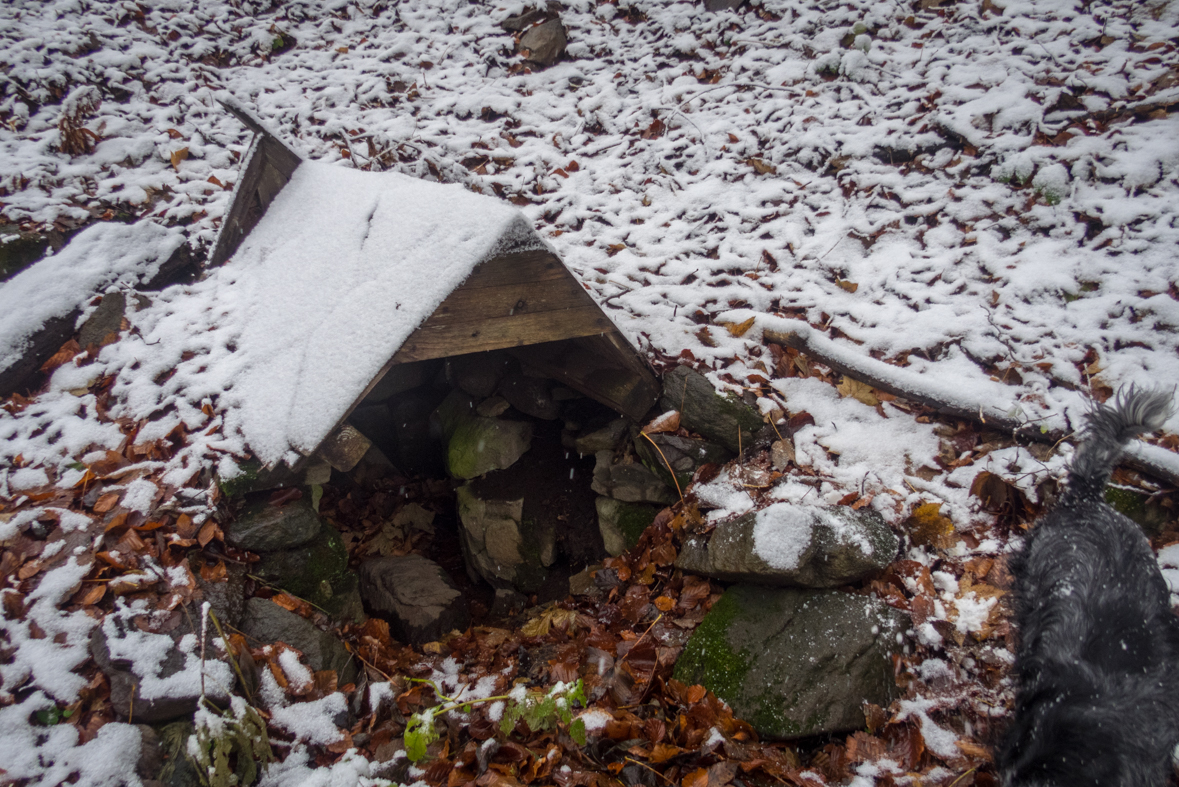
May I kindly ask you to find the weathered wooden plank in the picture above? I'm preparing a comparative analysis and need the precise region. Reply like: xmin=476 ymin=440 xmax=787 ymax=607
xmin=393 ymin=305 xmax=613 ymax=362
xmin=510 ymin=333 xmax=660 ymax=421
xmin=428 ymin=277 xmax=595 ymax=323
xmin=459 ymin=249 xmax=567 ymax=289
xmin=208 ymin=133 xmax=301 ymax=268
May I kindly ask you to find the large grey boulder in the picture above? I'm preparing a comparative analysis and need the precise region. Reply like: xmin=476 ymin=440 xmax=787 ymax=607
xmin=676 ymin=503 xmax=898 ymax=587
xmin=225 ymin=496 xmax=322 ymax=553
xmin=436 ymin=390 xmax=533 ymax=479
xmin=359 ymin=555 xmax=469 ymax=645
xmin=239 ymin=598 xmax=358 ymax=685
xmin=596 ymin=496 xmax=661 ymax=556
xmin=91 ymin=611 xmax=233 ymax=724
xmin=659 ymin=366 xmax=763 ymax=454
xmin=455 ymin=483 xmax=555 ymax=592
xmin=634 ymin=433 xmax=732 ymax=490
xmin=673 ymin=585 xmax=906 ymax=739
xmin=591 ymin=451 xmax=677 ymax=505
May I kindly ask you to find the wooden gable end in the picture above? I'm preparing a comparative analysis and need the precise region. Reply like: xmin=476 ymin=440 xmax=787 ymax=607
xmin=391 ymin=249 xmax=614 ymax=363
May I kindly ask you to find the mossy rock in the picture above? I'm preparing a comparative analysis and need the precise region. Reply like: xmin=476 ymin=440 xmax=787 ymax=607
xmin=320 ymin=570 xmax=367 ymax=626
xmin=634 ymin=432 xmax=731 ymax=491
xmin=1106 ymin=485 xmax=1172 ymax=538
xmin=673 ymin=585 xmax=906 ymax=739
xmin=675 ymin=503 xmax=899 ymax=587
xmin=253 ymin=521 xmax=350 ymax=609
xmin=225 ymin=495 xmax=322 ymax=553
xmin=216 ymin=459 xmax=300 ymax=499
xmin=0 ymin=227 xmax=52 ymax=281
xmin=596 ymin=496 xmax=661 ymax=556
xmin=436 ymin=389 xmax=533 ymax=479
xmin=659 ymin=366 xmax=763 ymax=454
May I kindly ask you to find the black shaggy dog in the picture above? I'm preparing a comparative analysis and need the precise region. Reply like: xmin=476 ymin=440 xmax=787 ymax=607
xmin=996 ymin=386 xmax=1179 ymax=787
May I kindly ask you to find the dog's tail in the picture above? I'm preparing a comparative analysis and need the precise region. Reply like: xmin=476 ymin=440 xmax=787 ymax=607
xmin=1066 ymin=385 xmax=1174 ymax=502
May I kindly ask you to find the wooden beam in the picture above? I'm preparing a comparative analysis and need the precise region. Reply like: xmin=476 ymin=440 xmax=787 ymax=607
xmin=510 ymin=333 xmax=660 ymax=420
xmin=393 ymin=305 xmax=613 ymax=362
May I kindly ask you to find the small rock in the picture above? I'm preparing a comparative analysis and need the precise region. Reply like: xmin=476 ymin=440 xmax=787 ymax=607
xmin=659 ymin=366 xmax=764 ymax=453
xmin=476 ymin=395 xmax=511 ymax=417
xmin=675 ymin=503 xmax=899 ymax=587
xmin=91 ymin=612 xmax=232 ymax=724
xmin=303 ymin=458 xmax=333 ymax=486
xmin=349 ymin=445 xmax=398 ymax=487
xmin=79 ymin=291 xmax=126 ymax=348
xmin=518 ymin=18 xmax=567 ymax=67
xmin=225 ymin=496 xmax=322 ymax=553
xmin=491 ymin=587 xmax=529 ymax=616
xmin=569 ymin=564 xmax=603 ymax=597
xmin=239 ymin=597 xmax=358 ymax=685
xmin=574 ymin=418 xmax=629 ymax=454
xmin=591 ymin=451 xmax=677 ymax=505
xmin=499 ymin=372 xmax=560 ymax=420
xmin=770 ymin=438 xmax=795 ymax=471
xmin=596 ymin=496 xmax=661 ymax=556
xmin=702 ymin=0 xmax=743 ymax=10
xmin=317 ymin=423 xmax=372 ymax=472
xmin=359 ymin=555 xmax=469 ymax=645
xmin=673 ymin=585 xmax=906 ymax=739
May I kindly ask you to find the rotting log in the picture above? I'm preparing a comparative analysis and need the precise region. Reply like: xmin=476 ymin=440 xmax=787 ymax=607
xmin=0 ymin=243 xmax=196 ymax=399
xmin=763 ymin=325 xmax=1179 ymax=489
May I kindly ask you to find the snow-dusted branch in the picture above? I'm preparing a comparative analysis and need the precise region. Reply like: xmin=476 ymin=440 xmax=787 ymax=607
xmin=741 ymin=314 xmax=1179 ymax=488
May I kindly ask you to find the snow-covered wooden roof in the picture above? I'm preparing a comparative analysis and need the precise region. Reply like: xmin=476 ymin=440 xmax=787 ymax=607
xmin=216 ymin=127 xmax=657 ymax=468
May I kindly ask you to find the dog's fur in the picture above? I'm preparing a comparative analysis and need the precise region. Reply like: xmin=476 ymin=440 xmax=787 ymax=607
xmin=996 ymin=387 xmax=1179 ymax=787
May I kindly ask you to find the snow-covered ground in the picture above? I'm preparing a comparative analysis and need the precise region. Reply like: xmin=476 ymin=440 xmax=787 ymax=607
xmin=2 ymin=0 xmax=1178 ymax=783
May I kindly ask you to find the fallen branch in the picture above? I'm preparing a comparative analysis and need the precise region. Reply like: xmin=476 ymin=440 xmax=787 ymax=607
xmin=744 ymin=314 xmax=1179 ymax=488
xmin=759 ymin=317 xmax=1062 ymax=441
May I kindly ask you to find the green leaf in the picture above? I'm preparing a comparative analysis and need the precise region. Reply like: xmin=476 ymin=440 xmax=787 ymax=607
xmin=569 ymin=718 xmax=587 ymax=747
xmin=35 ymin=707 xmax=63 ymax=726
xmin=405 ymin=709 xmax=439 ymax=762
